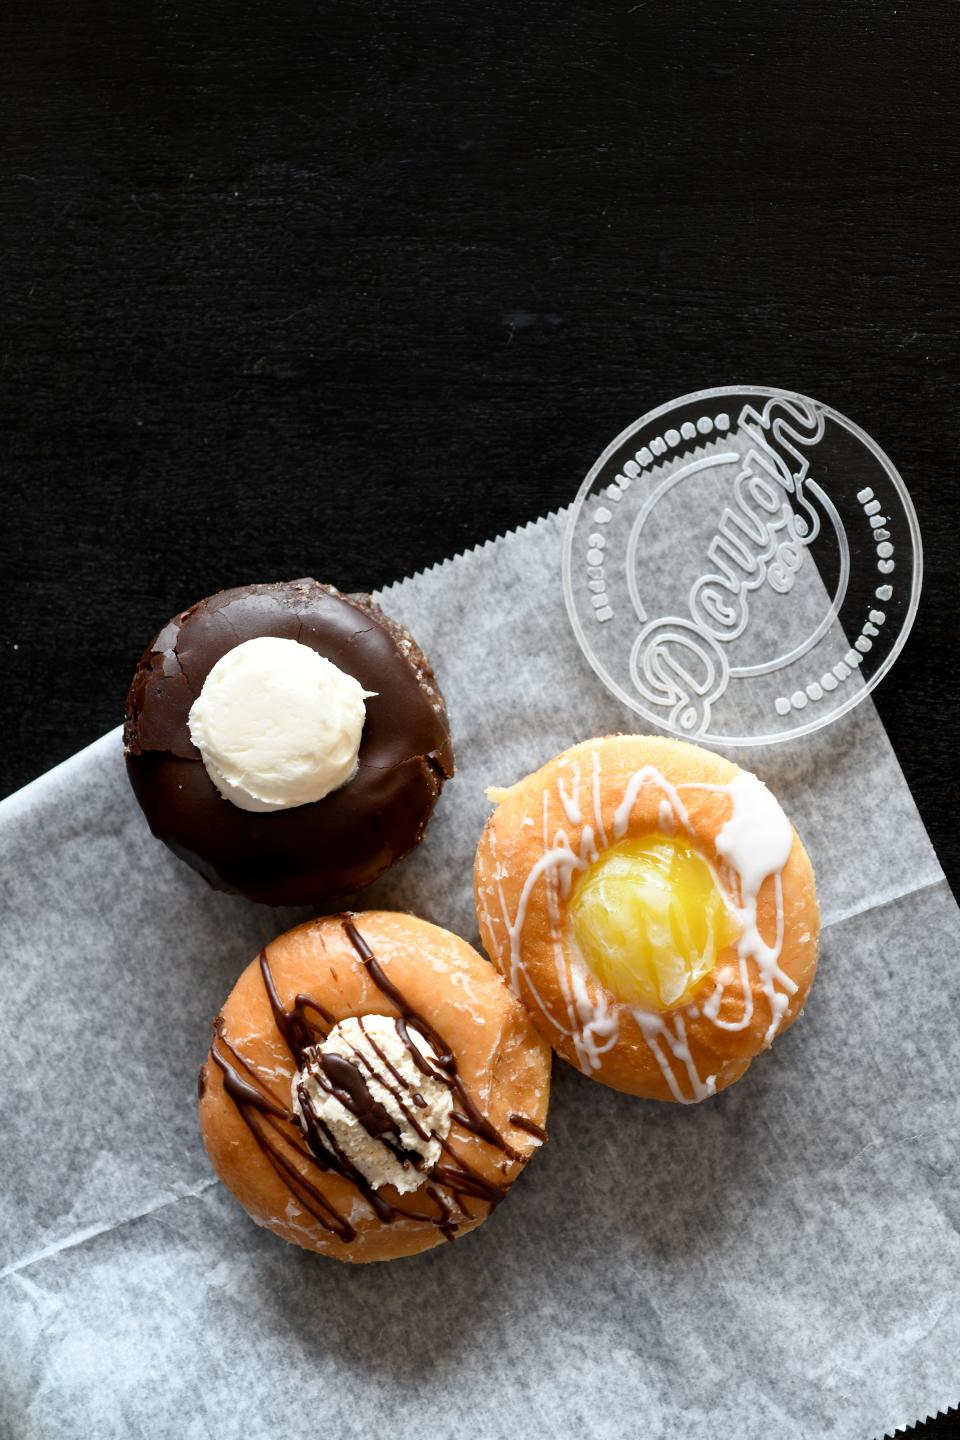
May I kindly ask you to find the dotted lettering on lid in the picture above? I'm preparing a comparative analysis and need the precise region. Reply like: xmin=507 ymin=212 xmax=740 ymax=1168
xmin=584 ymin=413 xmax=718 ymax=629
xmin=774 ymin=605 xmax=888 ymax=714
xmin=859 ymin=485 xmax=896 ymax=573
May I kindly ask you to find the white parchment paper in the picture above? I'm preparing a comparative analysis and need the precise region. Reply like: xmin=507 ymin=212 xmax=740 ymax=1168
xmin=2 ymin=510 xmax=958 ymax=1440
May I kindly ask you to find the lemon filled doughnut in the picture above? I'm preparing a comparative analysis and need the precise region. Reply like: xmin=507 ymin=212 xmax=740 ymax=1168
xmin=474 ymin=735 xmax=819 ymax=1103
xmin=198 ymin=911 xmax=551 ymax=1262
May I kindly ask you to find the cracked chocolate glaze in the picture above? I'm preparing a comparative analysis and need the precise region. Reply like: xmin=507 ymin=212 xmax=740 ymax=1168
xmin=124 ymin=579 xmax=454 ymax=904
xmin=204 ymin=920 xmax=545 ymax=1246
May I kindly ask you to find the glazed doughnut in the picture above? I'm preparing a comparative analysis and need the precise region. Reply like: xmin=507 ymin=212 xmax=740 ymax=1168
xmin=474 ymin=735 xmax=819 ymax=1103
xmin=198 ymin=911 xmax=551 ymax=1262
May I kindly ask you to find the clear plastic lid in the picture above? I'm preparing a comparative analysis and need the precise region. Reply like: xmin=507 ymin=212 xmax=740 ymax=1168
xmin=562 ymin=386 xmax=922 ymax=746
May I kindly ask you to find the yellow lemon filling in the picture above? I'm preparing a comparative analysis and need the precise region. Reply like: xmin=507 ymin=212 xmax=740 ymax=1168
xmin=569 ymin=834 xmax=740 ymax=1012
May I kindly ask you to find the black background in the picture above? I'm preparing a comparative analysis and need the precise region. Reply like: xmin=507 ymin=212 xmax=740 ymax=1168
xmin=2 ymin=2 xmax=959 ymax=1435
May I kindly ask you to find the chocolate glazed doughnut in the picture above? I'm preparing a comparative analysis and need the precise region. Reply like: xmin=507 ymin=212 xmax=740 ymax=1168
xmin=124 ymin=580 xmax=454 ymax=904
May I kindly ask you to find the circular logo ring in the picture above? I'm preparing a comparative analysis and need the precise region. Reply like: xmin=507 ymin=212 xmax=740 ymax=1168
xmin=562 ymin=386 xmax=922 ymax=747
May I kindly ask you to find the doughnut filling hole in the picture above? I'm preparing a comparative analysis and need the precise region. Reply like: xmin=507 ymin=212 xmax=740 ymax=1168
xmin=569 ymin=835 xmax=741 ymax=1012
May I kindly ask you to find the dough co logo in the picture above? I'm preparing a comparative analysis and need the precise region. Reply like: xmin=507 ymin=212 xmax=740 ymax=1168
xmin=628 ymin=397 xmax=824 ymax=736
xmin=563 ymin=387 xmax=920 ymax=746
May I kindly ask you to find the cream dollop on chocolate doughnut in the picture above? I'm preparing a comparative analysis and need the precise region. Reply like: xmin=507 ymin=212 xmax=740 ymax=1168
xmin=474 ymin=735 xmax=820 ymax=1103
xmin=187 ymin=637 xmax=374 ymax=812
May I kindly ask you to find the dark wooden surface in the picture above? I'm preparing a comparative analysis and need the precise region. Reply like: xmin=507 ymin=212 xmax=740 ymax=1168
xmin=2 ymin=3 xmax=959 ymax=1434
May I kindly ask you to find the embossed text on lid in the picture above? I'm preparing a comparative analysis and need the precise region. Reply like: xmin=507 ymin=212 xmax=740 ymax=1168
xmin=562 ymin=386 xmax=921 ymax=746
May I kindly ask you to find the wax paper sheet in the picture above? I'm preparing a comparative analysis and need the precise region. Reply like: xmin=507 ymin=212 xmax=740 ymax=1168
xmin=2 ymin=510 xmax=958 ymax=1440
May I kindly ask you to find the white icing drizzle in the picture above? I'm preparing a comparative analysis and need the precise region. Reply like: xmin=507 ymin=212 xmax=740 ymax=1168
xmin=557 ymin=758 xmax=583 ymax=825
xmin=487 ymin=755 xmax=796 ymax=1103
xmin=591 ymin=747 xmax=609 ymax=851
xmin=696 ymin=772 xmax=797 ymax=1044
xmin=657 ymin=799 xmax=676 ymax=833
xmin=613 ymin=765 xmax=693 ymax=840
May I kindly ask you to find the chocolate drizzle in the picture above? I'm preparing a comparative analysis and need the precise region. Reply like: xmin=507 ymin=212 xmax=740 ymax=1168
xmin=209 ymin=1025 xmax=355 ymax=1240
xmin=318 ymin=1054 xmax=398 ymax=1138
xmin=345 ymin=1029 xmax=433 ymax=1147
xmin=509 ymin=1113 xmax=548 ymax=1142
xmin=294 ymin=1077 xmax=397 ymax=1225
xmin=204 ymin=922 xmax=548 ymax=1246
xmin=342 ymin=919 xmax=523 ymax=1162
xmin=259 ymin=951 xmax=333 ymax=1058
